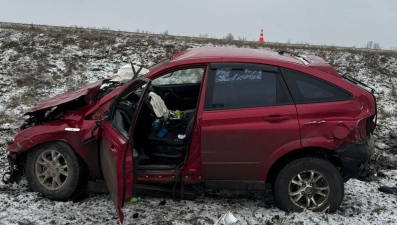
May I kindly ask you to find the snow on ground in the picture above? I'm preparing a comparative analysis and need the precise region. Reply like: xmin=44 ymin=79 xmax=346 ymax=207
xmin=1 ymin=171 xmax=397 ymax=225
xmin=1 ymin=130 xmax=397 ymax=225
xmin=1 ymin=23 xmax=397 ymax=225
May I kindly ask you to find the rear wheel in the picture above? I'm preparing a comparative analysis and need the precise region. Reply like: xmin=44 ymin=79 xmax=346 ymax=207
xmin=273 ymin=157 xmax=344 ymax=213
xmin=25 ymin=142 xmax=86 ymax=201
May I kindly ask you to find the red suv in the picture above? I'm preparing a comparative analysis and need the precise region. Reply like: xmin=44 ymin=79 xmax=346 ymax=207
xmin=5 ymin=47 xmax=376 ymax=223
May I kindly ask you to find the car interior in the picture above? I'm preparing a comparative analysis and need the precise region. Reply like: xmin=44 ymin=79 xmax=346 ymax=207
xmin=112 ymin=68 xmax=204 ymax=170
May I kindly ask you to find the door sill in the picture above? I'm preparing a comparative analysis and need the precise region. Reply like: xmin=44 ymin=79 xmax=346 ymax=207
xmin=138 ymin=164 xmax=176 ymax=170
xmin=136 ymin=184 xmax=196 ymax=200
xmin=204 ymin=180 xmax=266 ymax=191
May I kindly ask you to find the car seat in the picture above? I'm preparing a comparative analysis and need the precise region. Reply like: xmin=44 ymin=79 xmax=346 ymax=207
xmin=147 ymin=109 xmax=197 ymax=159
xmin=144 ymin=92 xmax=194 ymax=128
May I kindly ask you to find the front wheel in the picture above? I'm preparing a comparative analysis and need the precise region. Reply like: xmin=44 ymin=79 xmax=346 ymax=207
xmin=273 ymin=157 xmax=344 ymax=213
xmin=25 ymin=142 xmax=86 ymax=201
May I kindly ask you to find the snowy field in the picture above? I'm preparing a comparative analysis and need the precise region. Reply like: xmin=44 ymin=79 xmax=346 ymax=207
xmin=1 ymin=136 xmax=397 ymax=225
xmin=1 ymin=22 xmax=397 ymax=224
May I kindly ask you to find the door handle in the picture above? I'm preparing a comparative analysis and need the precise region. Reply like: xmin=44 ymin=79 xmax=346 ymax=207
xmin=110 ymin=145 xmax=117 ymax=152
xmin=263 ymin=115 xmax=290 ymax=122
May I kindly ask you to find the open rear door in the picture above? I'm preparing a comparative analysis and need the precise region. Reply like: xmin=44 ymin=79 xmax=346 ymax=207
xmin=98 ymin=78 xmax=150 ymax=224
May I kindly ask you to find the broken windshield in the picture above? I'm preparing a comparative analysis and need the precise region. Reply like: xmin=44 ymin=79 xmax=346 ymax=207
xmin=148 ymin=57 xmax=171 ymax=71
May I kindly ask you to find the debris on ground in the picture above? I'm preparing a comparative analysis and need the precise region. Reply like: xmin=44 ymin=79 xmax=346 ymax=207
xmin=378 ymin=186 xmax=397 ymax=195
xmin=129 ymin=196 xmax=142 ymax=204
xmin=158 ymin=199 xmax=166 ymax=206
xmin=214 ymin=211 xmax=238 ymax=225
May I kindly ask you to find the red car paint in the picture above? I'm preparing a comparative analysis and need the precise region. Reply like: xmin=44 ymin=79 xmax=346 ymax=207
xmin=7 ymin=47 xmax=377 ymax=223
xmin=24 ymin=79 xmax=104 ymax=115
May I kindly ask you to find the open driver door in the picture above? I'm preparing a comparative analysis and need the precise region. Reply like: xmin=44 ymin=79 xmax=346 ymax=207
xmin=86 ymin=77 xmax=150 ymax=224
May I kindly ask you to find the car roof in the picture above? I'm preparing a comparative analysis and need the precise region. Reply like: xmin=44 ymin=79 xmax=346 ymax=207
xmin=147 ymin=47 xmax=341 ymax=78
xmin=170 ymin=47 xmax=303 ymax=65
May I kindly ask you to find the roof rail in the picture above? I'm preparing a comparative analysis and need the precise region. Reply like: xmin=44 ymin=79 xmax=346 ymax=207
xmin=278 ymin=50 xmax=299 ymax=57
xmin=278 ymin=50 xmax=309 ymax=65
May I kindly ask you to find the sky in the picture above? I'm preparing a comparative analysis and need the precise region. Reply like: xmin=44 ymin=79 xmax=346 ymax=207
xmin=1 ymin=0 xmax=396 ymax=49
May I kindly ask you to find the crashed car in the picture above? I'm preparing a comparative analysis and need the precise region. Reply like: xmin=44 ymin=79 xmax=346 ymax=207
xmin=5 ymin=47 xmax=376 ymax=223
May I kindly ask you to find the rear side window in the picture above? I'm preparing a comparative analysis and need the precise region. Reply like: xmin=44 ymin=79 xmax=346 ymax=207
xmin=205 ymin=63 xmax=292 ymax=110
xmin=280 ymin=68 xmax=352 ymax=104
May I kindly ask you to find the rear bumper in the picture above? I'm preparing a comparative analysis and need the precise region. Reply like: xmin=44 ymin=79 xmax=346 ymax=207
xmin=335 ymin=134 xmax=375 ymax=178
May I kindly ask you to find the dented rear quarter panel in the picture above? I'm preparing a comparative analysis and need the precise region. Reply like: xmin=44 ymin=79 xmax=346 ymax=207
xmin=297 ymin=97 xmax=373 ymax=150
xmin=281 ymin=61 xmax=376 ymax=150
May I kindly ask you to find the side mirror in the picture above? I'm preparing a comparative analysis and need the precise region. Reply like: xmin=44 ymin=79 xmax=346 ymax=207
xmin=82 ymin=121 xmax=102 ymax=144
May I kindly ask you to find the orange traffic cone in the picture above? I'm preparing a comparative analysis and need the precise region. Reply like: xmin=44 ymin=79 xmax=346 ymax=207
xmin=258 ymin=29 xmax=264 ymax=43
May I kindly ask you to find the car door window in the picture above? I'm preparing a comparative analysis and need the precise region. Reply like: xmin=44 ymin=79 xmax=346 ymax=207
xmin=109 ymin=80 xmax=149 ymax=138
xmin=204 ymin=63 xmax=292 ymax=110
xmin=296 ymin=80 xmax=333 ymax=99
xmin=280 ymin=68 xmax=352 ymax=104
xmin=152 ymin=68 xmax=204 ymax=85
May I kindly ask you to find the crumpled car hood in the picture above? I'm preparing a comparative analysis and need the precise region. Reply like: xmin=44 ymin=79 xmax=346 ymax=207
xmin=24 ymin=80 xmax=103 ymax=115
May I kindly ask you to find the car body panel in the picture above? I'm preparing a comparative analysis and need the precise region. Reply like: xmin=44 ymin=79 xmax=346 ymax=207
xmin=99 ymin=120 xmax=131 ymax=224
xmin=24 ymin=80 xmax=104 ymax=115
xmin=201 ymin=105 xmax=300 ymax=181
xmin=277 ymin=61 xmax=376 ymax=146
xmin=98 ymin=78 xmax=150 ymax=223
xmin=297 ymin=99 xmax=371 ymax=149
xmin=301 ymin=54 xmax=341 ymax=77
xmin=8 ymin=119 xmax=103 ymax=179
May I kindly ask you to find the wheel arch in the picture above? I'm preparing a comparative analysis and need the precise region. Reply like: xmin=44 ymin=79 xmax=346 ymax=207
xmin=264 ymin=147 xmax=342 ymax=184
xmin=24 ymin=140 xmax=90 ymax=201
xmin=9 ymin=121 xmax=102 ymax=179
xmin=17 ymin=139 xmax=92 ymax=179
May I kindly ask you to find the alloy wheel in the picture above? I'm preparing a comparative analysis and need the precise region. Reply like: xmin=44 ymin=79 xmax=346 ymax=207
xmin=288 ymin=170 xmax=330 ymax=210
xmin=35 ymin=149 xmax=68 ymax=190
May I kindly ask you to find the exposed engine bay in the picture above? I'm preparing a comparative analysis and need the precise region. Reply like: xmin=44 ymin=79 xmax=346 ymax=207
xmin=19 ymin=80 xmax=125 ymax=131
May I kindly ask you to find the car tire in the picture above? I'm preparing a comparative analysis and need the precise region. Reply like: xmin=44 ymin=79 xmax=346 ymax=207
xmin=273 ymin=157 xmax=344 ymax=213
xmin=343 ymin=177 xmax=350 ymax=183
xmin=25 ymin=142 xmax=86 ymax=201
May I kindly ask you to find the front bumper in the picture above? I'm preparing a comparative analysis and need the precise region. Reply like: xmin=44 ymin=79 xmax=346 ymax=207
xmin=2 ymin=153 xmax=23 ymax=184
xmin=336 ymin=134 xmax=375 ymax=178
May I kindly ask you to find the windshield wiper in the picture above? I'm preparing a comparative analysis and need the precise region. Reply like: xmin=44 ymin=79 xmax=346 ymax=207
xmin=131 ymin=60 xmax=145 ymax=80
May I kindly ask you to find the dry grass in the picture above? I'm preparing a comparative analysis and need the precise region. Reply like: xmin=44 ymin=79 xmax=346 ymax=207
xmin=0 ymin=111 xmax=14 ymax=124
xmin=372 ymin=204 xmax=387 ymax=214
xmin=377 ymin=107 xmax=395 ymax=120
xmin=0 ymin=21 xmax=396 ymax=128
